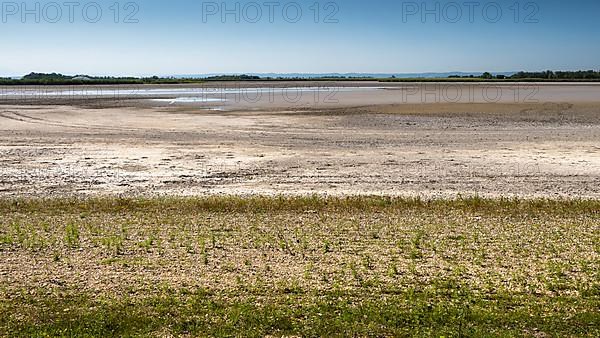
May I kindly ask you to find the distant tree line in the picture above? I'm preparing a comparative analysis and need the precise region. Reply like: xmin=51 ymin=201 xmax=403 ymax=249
xmin=203 ymin=75 xmax=261 ymax=81
xmin=0 ymin=72 xmax=144 ymax=85
xmin=2 ymin=71 xmax=600 ymax=85
xmin=0 ymin=73 xmax=270 ymax=85
xmin=0 ymin=73 xmax=372 ymax=85
xmin=448 ymin=70 xmax=600 ymax=81
xmin=510 ymin=70 xmax=600 ymax=80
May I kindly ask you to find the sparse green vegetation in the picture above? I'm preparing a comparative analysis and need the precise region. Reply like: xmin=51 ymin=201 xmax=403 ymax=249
xmin=64 ymin=222 xmax=80 ymax=248
xmin=0 ymin=196 xmax=598 ymax=336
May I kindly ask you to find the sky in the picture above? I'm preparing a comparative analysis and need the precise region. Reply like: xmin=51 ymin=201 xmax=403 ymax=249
xmin=1 ymin=0 xmax=599 ymax=76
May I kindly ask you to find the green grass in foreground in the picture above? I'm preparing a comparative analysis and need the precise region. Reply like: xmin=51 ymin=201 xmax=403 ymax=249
xmin=3 ymin=287 xmax=598 ymax=337
xmin=0 ymin=196 xmax=598 ymax=337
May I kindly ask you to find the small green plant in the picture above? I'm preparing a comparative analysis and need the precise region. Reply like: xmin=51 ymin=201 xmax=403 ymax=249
xmin=323 ymin=239 xmax=332 ymax=253
xmin=0 ymin=234 xmax=14 ymax=246
xmin=11 ymin=222 xmax=26 ymax=246
xmin=304 ymin=263 xmax=314 ymax=280
xmin=350 ymin=262 xmax=361 ymax=283
xmin=138 ymin=236 xmax=155 ymax=252
xmin=211 ymin=234 xmax=217 ymax=249
xmin=198 ymin=237 xmax=208 ymax=264
xmin=411 ymin=229 xmax=425 ymax=249
xmin=102 ymin=235 xmax=124 ymax=255
xmin=387 ymin=263 xmax=399 ymax=277
xmin=409 ymin=229 xmax=426 ymax=259
xmin=64 ymin=223 xmax=80 ymax=248
xmin=409 ymin=247 xmax=423 ymax=260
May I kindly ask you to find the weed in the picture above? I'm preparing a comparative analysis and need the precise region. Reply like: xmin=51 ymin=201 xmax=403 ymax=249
xmin=64 ymin=223 xmax=80 ymax=248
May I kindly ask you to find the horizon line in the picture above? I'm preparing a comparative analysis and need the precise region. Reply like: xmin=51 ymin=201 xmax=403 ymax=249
xmin=8 ymin=70 xmax=599 ymax=79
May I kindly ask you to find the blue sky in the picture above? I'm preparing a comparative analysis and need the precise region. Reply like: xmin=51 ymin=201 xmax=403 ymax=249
xmin=1 ymin=0 xmax=599 ymax=76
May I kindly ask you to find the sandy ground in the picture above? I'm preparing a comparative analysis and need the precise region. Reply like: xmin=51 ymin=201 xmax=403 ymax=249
xmin=0 ymin=82 xmax=599 ymax=198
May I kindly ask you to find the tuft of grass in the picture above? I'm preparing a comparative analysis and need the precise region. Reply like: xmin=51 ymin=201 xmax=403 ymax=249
xmin=64 ymin=222 xmax=80 ymax=248
xmin=138 ymin=235 xmax=155 ymax=252
xmin=101 ymin=235 xmax=124 ymax=255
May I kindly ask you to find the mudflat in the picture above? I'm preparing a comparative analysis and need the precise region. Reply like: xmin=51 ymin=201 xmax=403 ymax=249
xmin=0 ymin=82 xmax=599 ymax=198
